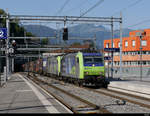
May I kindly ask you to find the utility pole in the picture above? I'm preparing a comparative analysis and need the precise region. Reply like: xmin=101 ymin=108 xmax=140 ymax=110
xmin=62 ymin=16 xmax=67 ymax=54
xmin=119 ymin=12 xmax=123 ymax=79
xmin=11 ymin=33 xmax=14 ymax=73
xmin=28 ymin=57 xmax=30 ymax=76
xmin=139 ymin=35 xmax=143 ymax=81
xmin=94 ymin=34 xmax=97 ymax=50
xmin=0 ymin=40 xmax=1 ymax=86
xmin=135 ymin=30 xmax=145 ymax=81
xmin=111 ymin=16 xmax=114 ymax=78
xmin=6 ymin=12 xmax=10 ymax=80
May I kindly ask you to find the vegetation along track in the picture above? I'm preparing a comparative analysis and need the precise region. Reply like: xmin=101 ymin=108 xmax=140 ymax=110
xmin=24 ymin=73 xmax=111 ymax=114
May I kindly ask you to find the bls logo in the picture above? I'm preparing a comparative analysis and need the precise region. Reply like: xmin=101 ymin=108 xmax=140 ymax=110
xmin=0 ymin=28 xmax=7 ymax=39
xmin=0 ymin=30 xmax=4 ymax=38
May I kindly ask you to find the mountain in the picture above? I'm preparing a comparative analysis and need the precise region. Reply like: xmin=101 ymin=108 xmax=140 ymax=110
xmin=24 ymin=25 xmax=56 ymax=37
xmin=23 ymin=25 xmax=60 ymax=44
xmin=23 ymin=24 xmax=132 ymax=49
xmin=68 ymin=24 xmax=132 ymax=48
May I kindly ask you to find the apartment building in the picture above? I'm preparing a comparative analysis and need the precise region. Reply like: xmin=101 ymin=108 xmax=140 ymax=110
xmin=103 ymin=29 xmax=150 ymax=77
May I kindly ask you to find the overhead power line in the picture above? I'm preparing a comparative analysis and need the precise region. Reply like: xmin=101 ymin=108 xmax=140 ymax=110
xmin=71 ymin=0 xmax=104 ymax=24
xmin=112 ymin=0 xmax=143 ymax=16
xmin=55 ymin=0 xmax=70 ymax=16
xmin=126 ymin=19 xmax=150 ymax=28
xmin=80 ymin=0 xmax=104 ymax=17
xmin=62 ymin=0 xmax=88 ymax=15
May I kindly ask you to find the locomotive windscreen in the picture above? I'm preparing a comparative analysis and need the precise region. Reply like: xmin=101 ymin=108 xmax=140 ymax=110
xmin=84 ymin=57 xmax=103 ymax=63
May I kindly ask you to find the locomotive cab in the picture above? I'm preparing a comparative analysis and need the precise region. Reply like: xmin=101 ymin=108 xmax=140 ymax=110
xmin=82 ymin=53 xmax=109 ymax=87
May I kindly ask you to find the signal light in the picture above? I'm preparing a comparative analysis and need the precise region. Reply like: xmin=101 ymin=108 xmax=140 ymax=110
xmin=99 ymin=72 xmax=103 ymax=75
xmin=63 ymin=27 xmax=68 ymax=41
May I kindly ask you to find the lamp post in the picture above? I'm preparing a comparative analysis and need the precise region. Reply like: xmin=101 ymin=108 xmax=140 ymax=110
xmin=136 ymin=31 xmax=146 ymax=81
xmin=111 ymin=16 xmax=114 ymax=78
xmin=139 ymin=35 xmax=142 ymax=81
xmin=0 ymin=40 xmax=1 ymax=86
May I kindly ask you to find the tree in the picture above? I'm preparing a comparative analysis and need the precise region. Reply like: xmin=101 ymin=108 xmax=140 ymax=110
xmin=0 ymin=9 xmax=38 ymax=72
xmin=41 ymin=38 xmax=49 ymax=45
xmin=0 ymin=9 xmax=6 ymax=27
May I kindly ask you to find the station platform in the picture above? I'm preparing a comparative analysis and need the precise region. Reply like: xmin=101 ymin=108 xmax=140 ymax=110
xmin=108 ymin=78 xmax=150 ymax=99
xmin=0 ymin=73 xmax=72 ymax=113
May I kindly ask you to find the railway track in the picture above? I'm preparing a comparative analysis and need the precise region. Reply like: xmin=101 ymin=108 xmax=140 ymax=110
xmin=84 ymin=87 xmax=150 ymax=110
xmin=23 ymin=72 xmax=150 ymax=113
xmin=24 ymin=73 xmax=111 ymax=114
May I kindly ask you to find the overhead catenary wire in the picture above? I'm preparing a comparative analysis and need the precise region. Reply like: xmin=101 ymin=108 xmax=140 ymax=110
xmin=55 ymin=0 xmax=70 ymax=16
xmin=80 ymin=0 xmax=104 ymax=17
xmin=110 ymin=0 xmax=144 ymax=30
xmin=71 ymin=0 xmax=104 ymax=24
xmin=125 ymin=19 xmax=150 ymax=28
xmin=62 ymin=0 xmax=88 ymax=15
xmin=112 ymin=0 xmax=143 ymax=16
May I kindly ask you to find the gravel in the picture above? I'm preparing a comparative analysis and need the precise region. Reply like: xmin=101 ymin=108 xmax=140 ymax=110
xmin=30 ymin=73 xmax=150 ymax=113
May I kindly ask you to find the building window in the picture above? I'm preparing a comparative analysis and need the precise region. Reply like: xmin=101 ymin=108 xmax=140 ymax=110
xmin=143 ymin=51 xmax=146 ymax=54
xmin=132 ymin=40 xmax=135 ymax=47
xmin=118 ymin=42 xmax=120 ymax=48
xmin=143 ymin=61 xmax=146 ymax=65
xmin=114 ymin=52 xmax=119 ymax=56
xmin=142 ymin=40 xmax=147 ymax=46
xmin=106 ymin=43 xmax=109 ymax=48
xmin=138 ymin=61 xmax=140 ymax=65
xmin=125 ymin=41 xmax=128 ymax=47
xmin=113 ymin=43 xmax=115 ymax=48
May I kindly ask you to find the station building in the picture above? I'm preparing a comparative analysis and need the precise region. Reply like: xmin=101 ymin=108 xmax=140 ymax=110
xmin=103 ymin=29 xmax=150 ymax=78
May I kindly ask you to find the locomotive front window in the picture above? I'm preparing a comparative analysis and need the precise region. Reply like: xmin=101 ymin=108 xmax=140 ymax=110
xmin=94 ymin=58 xmax=103 ymax=63
xmin=84 ymin=57 xmax=103 ymax=64
xmin=84 ymin=58 xmax=93 ymax=63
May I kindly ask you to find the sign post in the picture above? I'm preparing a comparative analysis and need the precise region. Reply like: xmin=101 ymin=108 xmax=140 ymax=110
xmin=104 ymin=48 xmax=120 ymax=52
xmin=0 ymin=28 xmax=7 ymax=39
xmin=0 ymin=40 xmax=1 ymax=86
xmin=0 ymin=28 xmax=7 ymax=86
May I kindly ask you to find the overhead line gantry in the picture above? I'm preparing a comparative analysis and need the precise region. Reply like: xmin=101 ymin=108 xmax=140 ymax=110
xmin=0 ymin=14 xmax=123 ymax=80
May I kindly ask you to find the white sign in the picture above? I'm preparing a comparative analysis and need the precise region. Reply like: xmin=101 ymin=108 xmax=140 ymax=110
xmin=0 ymin=30 xmax=4 ymax=38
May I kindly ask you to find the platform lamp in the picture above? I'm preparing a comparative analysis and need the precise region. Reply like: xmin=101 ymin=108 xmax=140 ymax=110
xmin=136 ymin=31 xmax=146 ymax=81
xmin=0 ymin=40 xmax=2 ymax=86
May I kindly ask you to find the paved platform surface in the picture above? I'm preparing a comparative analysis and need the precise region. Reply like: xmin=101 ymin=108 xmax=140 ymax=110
xmin=0 ymin=73 xmax=72 ymax=113
xmin=108 ymin=78 xmax=150 ymax=99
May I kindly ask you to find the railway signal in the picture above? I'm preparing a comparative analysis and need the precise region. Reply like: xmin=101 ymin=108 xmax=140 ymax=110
xmin=63 ymin=27 xmax=68 ymax=41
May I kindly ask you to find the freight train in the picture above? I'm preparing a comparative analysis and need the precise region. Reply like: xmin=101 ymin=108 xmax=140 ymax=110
xmin=23 ymin=52 xmax=109 ymax=88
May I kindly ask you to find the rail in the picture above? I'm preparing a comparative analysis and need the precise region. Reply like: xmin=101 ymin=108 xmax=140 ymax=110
xmin=27 ymin=74 xmax=111 ymax=114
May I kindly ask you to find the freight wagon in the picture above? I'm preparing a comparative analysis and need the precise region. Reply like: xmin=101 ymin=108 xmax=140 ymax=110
xmin=23 ymin=52 xmax=109 ymax=88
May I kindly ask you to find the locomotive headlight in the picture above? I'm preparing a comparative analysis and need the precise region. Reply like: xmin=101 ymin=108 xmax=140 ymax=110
xmin=99 ymin=72 xmax=103 ymax=75
xmin=84 ymin=72 xmax=89 ymax=75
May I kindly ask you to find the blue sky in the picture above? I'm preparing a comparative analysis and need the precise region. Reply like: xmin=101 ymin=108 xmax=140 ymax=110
xmin=0 ymin=0 xmax=149 ymax=30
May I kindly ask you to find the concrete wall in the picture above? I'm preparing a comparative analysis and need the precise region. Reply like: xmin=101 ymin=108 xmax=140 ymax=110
xmin=105 ymin=67 xmax=150 ymax=78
